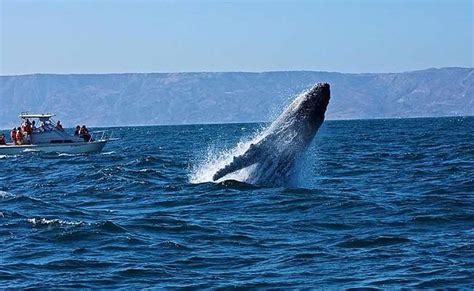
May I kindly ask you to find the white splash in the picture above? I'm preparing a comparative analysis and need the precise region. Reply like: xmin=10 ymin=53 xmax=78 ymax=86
xmin=189 ymin=127 xmax=267 ymax=184
xmin=27 ymin=218 xmax=83 ymax=226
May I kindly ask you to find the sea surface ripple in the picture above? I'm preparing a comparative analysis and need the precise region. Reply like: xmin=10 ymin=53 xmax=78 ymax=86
xmin=1 ymin=117 xmax=473 ymax=288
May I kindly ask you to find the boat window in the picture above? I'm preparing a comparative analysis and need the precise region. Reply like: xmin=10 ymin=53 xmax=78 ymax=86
xmin=50 ymin=140 xmax=74 ymax=144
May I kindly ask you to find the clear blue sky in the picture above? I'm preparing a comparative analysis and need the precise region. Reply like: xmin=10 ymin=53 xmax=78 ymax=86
xmin=0 ymin=0 xmax=472 ymax=75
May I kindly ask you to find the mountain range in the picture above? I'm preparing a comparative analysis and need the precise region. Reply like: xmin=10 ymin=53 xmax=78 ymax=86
xmin=0 ymin=67 xmax=472 ymax=129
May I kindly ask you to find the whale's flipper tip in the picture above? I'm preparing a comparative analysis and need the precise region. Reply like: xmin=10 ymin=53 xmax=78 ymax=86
xmin=212 ymin=172 xmax=221 ymax=181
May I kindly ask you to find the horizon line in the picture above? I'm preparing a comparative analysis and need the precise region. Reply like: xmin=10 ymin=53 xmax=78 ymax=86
xmin=1 ymin=66 xmax=472 ymax=77
xmin=1 ymin=115 xmax=473 ymax=131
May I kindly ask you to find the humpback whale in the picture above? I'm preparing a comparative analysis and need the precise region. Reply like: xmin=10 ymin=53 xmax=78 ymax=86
xmin=212 ymin=83 xmax=331 ymax=186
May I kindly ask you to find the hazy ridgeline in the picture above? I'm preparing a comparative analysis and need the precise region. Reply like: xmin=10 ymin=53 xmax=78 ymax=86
xmin=0 ymin=67 xmax=472 ymax=128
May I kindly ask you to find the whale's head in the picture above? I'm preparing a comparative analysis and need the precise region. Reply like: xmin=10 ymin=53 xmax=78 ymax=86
xmin=267 ymin=82 xmax=330 ymax=150
xmin=287 ymin=82 xmax=330 ymax=136
xmin=299 ymin=82 xmax=330 ymax=122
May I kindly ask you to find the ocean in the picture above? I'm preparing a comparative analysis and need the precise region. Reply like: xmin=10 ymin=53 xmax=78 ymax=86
xmin=1 ymin=117 xmax=473 ymax=288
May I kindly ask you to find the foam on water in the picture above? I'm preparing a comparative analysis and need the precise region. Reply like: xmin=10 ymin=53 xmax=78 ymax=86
xmin=189 ymin=129 xmax=265 ymax=184
xmin=0 ymin=154 xmax=16 ymax=159
xmin=0 ymin=190 xmax=15 ymax=199
xmin=22 ymin=148 xmax=40 ymax=152
xmin=27 ymin=218 xmax=84 ymax=226
xmin=58 ymin=153 xmax=79 ymax=157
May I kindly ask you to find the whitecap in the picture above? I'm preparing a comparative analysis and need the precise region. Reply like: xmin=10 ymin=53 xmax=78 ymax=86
xmin=27 ymin=218 xmax=84 ymax=226
xmin=58 ymin=153 xmax=77 ymax=157
xmin=0 ymin=190 xmax=15 ymax=199
xmin=22 ymin=148 xmax=39 ymax=152
xmin=0 ymin=154 xmax=17 ymax=159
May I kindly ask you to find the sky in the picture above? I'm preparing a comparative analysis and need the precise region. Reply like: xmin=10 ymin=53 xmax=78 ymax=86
xmin=0 ymin=0 xmax=472 ymax=75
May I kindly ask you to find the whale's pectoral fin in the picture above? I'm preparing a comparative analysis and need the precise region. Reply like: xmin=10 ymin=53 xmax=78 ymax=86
xmin=212 ymin=144 xmax=262 ymax=181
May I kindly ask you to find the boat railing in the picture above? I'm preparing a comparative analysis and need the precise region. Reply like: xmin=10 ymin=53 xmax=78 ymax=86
xmin=90 ymin=130 xmax=114 ymax=142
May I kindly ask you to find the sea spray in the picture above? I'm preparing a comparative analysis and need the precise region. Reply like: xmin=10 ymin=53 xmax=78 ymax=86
xmin=189 ymin=126 xmax=266 ymax=184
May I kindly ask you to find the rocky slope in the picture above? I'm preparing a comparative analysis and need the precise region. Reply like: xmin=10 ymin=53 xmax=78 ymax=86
xmin=0 ymin=67 xmax=472 ymax=128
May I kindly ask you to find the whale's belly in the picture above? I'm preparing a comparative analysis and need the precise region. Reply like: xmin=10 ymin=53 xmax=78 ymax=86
xmin=245 ymin=152 xmax=296 ymax=186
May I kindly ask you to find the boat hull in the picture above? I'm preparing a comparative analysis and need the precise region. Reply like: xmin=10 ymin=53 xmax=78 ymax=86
xmin=0 ymin=140 xmax=108 ymax=155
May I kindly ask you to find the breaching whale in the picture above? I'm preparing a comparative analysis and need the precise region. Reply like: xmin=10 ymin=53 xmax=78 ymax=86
xmin=212 ymin=83 xmax=331 ymax=186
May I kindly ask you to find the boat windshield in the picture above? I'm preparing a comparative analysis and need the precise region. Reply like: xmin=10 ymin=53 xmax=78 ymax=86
xmin=18 ymin=113 xmax=58 ymax=133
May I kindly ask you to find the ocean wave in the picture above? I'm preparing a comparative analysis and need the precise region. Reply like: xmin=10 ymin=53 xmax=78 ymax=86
xmin=0 ymin=190 xmax=15 ymax=199
xmin=336 ymin=235 xmax=411 ymax=248
xmin=2 ymin=118 xmax=474 ymax=288
xmin=0 ymin=154 xmax=17 ymax=159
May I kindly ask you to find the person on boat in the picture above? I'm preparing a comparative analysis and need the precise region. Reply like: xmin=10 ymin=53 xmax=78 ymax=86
xmin=56 ymin=121 xmax=64 ymax=131
xmin=74 ymin=125 xmax=80 ymax=136
xmin=40 ymin=121 xmax=47 ymax=132
xmin=80 ymin=125 xmax=91 ymax=142
xmin=16 ymin=127 xmax=23 ymax=145
xmin=25 ymin=118 xmax=31 ymax=131
xmin=0 ymin=134 xmax=6 ymax=145
xmin=10 ymin=128 xmax=16 ymax=144
xmin=25 ymin=120 xmax=32 ymax=132
xmin=25 ymin=120 xmax=33 ymax=144
xmin=31 ymin=120 xmax=37 ymax=132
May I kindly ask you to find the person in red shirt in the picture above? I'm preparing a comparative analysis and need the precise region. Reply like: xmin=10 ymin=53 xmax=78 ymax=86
xmin=10 ymin=128 xmax=16 ymax=144
xmin=16 ymin=127 xmax=23 ymax=145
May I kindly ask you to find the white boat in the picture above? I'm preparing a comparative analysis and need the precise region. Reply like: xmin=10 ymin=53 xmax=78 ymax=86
xmin=0 ymin=113 xmax=115 ymax=155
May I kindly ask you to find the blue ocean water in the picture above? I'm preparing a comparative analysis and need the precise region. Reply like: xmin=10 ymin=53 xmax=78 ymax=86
xmin=1 ymin=117 xmax=473 ymax=288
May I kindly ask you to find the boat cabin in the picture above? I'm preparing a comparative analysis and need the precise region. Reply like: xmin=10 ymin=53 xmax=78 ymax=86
xmin=20 ymin=113 xmax=84 ymax=144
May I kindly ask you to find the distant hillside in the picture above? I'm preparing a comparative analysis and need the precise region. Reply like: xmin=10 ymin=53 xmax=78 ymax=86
xmin=0 ymin=68 xmax=472 ymax=128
